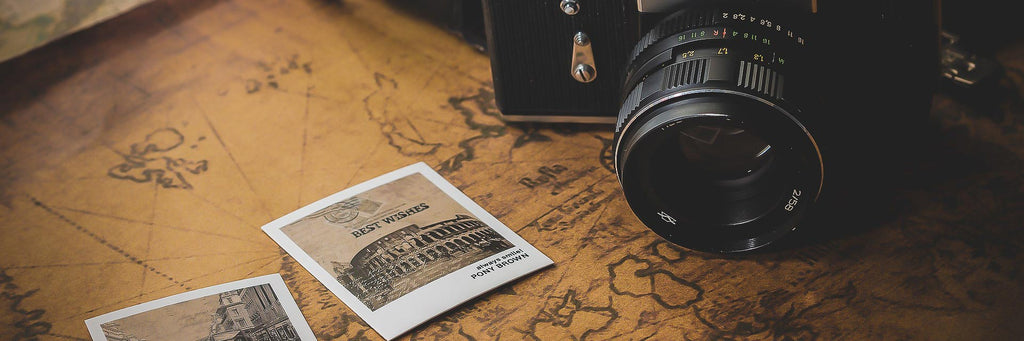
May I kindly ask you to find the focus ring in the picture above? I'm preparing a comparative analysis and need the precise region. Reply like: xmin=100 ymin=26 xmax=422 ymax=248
xmin=616 ymin=82 xmax=644 ymax=132
xmin=737 ymin=60 xmax=784 ymax=99
xmin=662 ymin=58 xmax=709 ymax=90
xmin=616 ymin=57 xmax=712 ymax=133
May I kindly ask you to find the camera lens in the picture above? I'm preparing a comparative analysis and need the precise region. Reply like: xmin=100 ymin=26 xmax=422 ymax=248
xmin=613 ymin=7 xmax=823 ymax=252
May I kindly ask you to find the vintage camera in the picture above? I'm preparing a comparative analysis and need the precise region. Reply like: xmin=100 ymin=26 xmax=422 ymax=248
xmin=482 ymin=0 xmax=939 ymax=252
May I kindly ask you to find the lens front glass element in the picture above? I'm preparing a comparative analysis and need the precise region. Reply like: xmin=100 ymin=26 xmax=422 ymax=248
xmin=642 ymin=117 xmax=788 ymax=227
xmin=676 ymin=124 xmax=774 ymax=181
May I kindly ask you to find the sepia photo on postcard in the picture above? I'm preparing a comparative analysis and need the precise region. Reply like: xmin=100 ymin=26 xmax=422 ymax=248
xmin=262 ymin=162 xmax=553 ymax=340
xmin=280 ymin=172 xmax=514 ymax=310
xmin=85 ymin=274 xmax=314 ymax=341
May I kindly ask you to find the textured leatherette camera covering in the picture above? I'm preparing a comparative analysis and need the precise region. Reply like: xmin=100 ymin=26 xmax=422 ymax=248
xmin=482 ymin=0 xmax=638 ymax=119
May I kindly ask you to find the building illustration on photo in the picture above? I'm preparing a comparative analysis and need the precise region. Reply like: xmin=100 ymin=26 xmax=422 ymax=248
xmin=332 ymin=214 xmax=514 ymax=310
xmin=100 ymin=322 xmax=145 ymax=341
xmin=200 ymin=284 xmax=299 ymax=341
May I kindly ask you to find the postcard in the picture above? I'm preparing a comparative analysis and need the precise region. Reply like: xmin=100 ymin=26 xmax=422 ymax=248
xmin=262 ymin=162 xmax=554 ymax=340
xmin=85 ymin=274 xmax=315 ymax=341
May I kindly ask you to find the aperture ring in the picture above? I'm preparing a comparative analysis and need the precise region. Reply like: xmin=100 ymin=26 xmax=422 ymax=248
xmin=618 ymin=50 xmax=787 ymax=134
xmin=624 ymin=26 xmax=800 ymax=95
xmin=627 ymin=7 xmax=809 ymax=78
xmin=630 ymin=9 xmax=719 ymax=63
xmin=617 ymin=57 xmax=711 ymax=133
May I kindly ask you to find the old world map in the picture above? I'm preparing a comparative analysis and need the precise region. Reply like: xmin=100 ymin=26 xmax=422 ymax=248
xmin=1 ymin=0 xmax=1022 ymax=339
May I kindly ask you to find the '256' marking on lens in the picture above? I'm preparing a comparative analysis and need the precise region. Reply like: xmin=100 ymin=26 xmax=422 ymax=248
xmin=784 ymin=189 xmax=802 ymax=211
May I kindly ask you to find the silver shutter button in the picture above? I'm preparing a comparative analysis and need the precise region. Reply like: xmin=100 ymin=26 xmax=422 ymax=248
xmin=560 ymin=0 xmax=580 ymax=15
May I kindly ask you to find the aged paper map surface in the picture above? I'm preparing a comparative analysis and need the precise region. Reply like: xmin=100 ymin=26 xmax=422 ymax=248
xmin=1 ymin=0 xmax=1022 ymax=339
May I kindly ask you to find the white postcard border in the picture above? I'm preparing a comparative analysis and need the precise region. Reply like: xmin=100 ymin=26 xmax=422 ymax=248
xmin=261 ymin=162 xmax=553 ymax=340
xmin=84 ymin=274 xmax=316 ymax=340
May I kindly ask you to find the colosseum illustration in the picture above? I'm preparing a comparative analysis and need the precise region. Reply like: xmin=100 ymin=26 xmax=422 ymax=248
xmin=331 ymin=214 xmax=513 ymax=310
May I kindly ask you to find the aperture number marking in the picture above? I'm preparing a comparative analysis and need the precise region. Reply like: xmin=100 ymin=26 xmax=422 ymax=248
xmin=784 ymin=189 xmax=802 ymax=211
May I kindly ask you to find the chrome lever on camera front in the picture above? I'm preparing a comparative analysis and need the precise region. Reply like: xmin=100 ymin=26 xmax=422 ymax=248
xmin=571 ymin=32 xmax=597 ymax=83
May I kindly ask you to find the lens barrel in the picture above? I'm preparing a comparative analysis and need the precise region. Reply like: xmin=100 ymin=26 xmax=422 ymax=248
xmin=613 ymin=6 xmax=823 ymax=253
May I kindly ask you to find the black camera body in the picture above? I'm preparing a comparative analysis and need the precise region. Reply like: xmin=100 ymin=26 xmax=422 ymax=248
xmin=483 ymin=0 xmax=937 ymax=122
xmin=483 ymin=0 xmax=939 ymax=252
xmin=482 ymin=0 xmax=639 ymax=123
